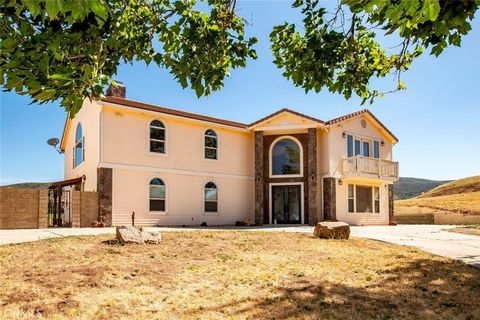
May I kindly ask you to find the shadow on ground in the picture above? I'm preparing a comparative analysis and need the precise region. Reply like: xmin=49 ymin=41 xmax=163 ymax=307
xmin=190 ymin=258 xmax=480 ymax=319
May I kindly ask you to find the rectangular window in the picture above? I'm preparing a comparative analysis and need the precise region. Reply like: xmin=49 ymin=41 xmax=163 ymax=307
xmin=348 ymin=184 xmax=379 ymax=214
xmin=150 ymin=200 xmax=165 ymax=211
xmin=373 ymin=141 xmax=380 ymax=159
xmin=362 ymin=141 xmax=370 ymax=157
xmin=356 ymin=185 xmax=373 ymax=213
xmin=204 ymin=186 xmax=218 ymax=212
xmin=348 ymin=185 xmax=355 ymax=213
xmin=354 ymin=139 xmax=361 ymax=156
xmin=347 ymin=135 xmax=353 ymax=157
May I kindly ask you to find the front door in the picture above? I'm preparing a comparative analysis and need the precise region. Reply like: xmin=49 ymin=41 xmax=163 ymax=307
xmin=272 ymin=185 xmax=301 ymax=224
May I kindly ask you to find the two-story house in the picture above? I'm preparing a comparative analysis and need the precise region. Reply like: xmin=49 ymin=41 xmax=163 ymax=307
xmin=60 ymin=83 xmax=399 ymax=226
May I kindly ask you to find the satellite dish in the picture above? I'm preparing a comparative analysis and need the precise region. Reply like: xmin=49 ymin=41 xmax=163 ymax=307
xmin=47 ymin=138 xmax=60 ymax=146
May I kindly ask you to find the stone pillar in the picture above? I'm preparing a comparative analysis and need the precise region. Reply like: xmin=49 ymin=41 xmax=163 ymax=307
xmin=323 ymin=177 xmax=336 ymax=221
xmin=307 ymin=128 xmax=318 ymax=226
xmin=254 ymin=131 xmax=264 ymax=225
xmin=98 ymin=168 xmax=113 ymax=226
xmin=71 ymin=191 xmax=81 ymax=228
xmin=388 ymin=184 xmax=394 ymax=224
xmin=38 ymin=189 xmax=48 ymax=228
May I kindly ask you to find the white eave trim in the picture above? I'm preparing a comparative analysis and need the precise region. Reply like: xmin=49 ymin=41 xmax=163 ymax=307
xmin=247 ymin=110 xmax=324 ymax=130
xmin=253 ymin=123 xmax=320 ymax=131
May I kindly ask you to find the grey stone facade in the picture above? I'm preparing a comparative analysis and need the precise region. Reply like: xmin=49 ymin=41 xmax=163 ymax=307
xmin=254 ymin=131 xmax=264 ymax=225
xmin=307 ymin=128 xmax=318 ymax=225
xmin=388 ymin=184 xmax=394 ymax=224
xmin=323 ymin=177 xmax=336 ymax=221
xmin=97 ymin=167 xmax=113 ymax=226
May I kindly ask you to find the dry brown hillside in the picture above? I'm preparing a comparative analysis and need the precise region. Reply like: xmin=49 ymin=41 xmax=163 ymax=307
xmin=417 ymin=176 xmax=480 ymax=198
xmin=395 ymin=176 xmax=480 ymax=215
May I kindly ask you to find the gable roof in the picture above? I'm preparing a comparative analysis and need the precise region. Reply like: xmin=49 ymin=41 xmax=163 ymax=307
xmin=248 ymin=108 xmax=324 ymax=128
xmin=325 ymin=109 xmax=398 ymax=143
xmin=102 ymin=96 xmax=248 ymax=129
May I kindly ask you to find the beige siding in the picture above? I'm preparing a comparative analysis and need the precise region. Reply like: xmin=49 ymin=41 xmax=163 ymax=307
xmin=317 ymin=129 xmax=329 ymax=219
xmin=64 ymin=99 xmax=101 ymax=191
xmin=336 ymin=182 xmax=389 ymax=225
xmin=328 ymin=116 xmax=393 ymax=178
xmin=112 ymin=168 xmax=254 ymax=226
xmin=101 ymin=106 xmax=254 ymax=177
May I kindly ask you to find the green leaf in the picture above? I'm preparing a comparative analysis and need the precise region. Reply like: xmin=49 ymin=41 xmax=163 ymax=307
xmin=45 ymin=0 xmax=64 ymax=19
xmin=422 ymin=0 xmax=440 ymax=21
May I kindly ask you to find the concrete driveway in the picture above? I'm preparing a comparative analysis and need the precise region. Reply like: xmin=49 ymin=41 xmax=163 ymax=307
xmin=350 ymin=225 xmax=480 ymax=268
xmin=1 ymin=225 xmax=479 ymax=267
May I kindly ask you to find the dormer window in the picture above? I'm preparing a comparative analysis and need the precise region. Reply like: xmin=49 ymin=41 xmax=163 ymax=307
xmin=150 ymin=120 xmax=165 ymax=153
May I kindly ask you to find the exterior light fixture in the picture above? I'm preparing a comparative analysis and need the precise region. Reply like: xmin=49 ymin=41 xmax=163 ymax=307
xmin=342 ymin=132 xmax=346 ymax=138
xmin=381 ymin=140 xmax=385 ymax=146
xmin=338 ymin=179 xmax=343 ymax=186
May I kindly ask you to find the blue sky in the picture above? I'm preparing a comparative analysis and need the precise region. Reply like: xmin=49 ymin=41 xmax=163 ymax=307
xmin=1 ymin=1 xmax=479 ymax=185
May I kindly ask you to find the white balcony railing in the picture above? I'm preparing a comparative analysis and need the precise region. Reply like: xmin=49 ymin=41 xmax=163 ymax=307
xmin=343 ymin=156 xmax=399 ymax=180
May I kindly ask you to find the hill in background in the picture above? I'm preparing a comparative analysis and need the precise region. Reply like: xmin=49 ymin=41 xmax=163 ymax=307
xmin=417 ymin=176 xmax=480 ymax=198
xmin=396 ymin=176 xmax=480 ymax=215
xmin=393 ymin=177 xmax=451 ymax=200
xmin=1 ymin=182 xmax=51 ymax=189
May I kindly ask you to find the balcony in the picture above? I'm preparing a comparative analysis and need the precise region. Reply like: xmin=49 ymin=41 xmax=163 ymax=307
xmin=342 ymin=156 xmax=399 ymax=181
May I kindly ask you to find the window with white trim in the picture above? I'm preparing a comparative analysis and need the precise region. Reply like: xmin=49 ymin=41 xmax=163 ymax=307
xmin=204 ymin=129 xmax=218 ymax=160
xmin=150 ymin=120 xmax=165 ymax=153
xmin=346 ymin=134 xmax=380 ymax=159
xmin=204 ymin=182 xmax=218 ymax=212
xmin=348 ymin=184 xmax=380 ymax=214
xmin=73 ymin=123 xmax=84 ymax=168
xmin=149 ymin=178 xmax=165 ymax=211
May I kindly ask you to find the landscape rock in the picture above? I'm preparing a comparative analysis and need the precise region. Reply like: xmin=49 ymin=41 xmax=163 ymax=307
xmin=313 ymin=222 xmax=350 ymax=239
xmin=235 ymin=218 xmax=252 ymax=226
xmin=116 ymin=226 xmax=161 ymax=245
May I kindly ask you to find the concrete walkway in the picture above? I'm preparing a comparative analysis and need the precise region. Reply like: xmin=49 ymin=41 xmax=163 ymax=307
xmin=1 ymin=225 xmax=479 ymax=267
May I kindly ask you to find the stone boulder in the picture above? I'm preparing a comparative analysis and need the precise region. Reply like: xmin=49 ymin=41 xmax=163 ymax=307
xmin=313 ymin=222 xmax=350 ymax=239
xmin=116 ymin=226 xmax=161 ymax=245
xmin=235 ymin=218 xmax=252 ymax=226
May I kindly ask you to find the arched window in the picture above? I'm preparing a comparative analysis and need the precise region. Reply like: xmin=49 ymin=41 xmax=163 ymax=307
xmin=204 ymin=182 xmax=218 ymax=212
xmin=204 ymin=129 xmax=218 ymax=159
xmin=149 ymin=178 xmax=165 ymax=211
xmin=271 ymin=138 xmax=301 ymax=176
xmin=150 ymin=120 xmax=165 ymax=153
xmin=73 ymin=123 xmax=84 ymax=168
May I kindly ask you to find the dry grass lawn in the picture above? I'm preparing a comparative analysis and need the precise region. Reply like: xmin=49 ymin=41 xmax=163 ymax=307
xmin=395 ymin=191 xmax=480 ymax=215
xmin=1 ymin=231 xmax=480 ymax=319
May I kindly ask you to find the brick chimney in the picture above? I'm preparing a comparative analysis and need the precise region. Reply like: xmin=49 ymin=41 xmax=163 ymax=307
xmin=106 ymin=81 xmax=126 ymax=98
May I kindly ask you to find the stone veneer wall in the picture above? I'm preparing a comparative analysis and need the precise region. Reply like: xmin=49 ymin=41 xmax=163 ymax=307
xmin=254 ymin=131 xmax=264 ymax=225
xmin=0 ymin=187 xmax=98 ymax=229
xmin=307 ymin=128 xmax=318 ymax=225
xmin=0 ymin=188 xmax=47 ymax=229
xmin=97 ymin=168 xmax=113 ymax=226
xmin=388 ymin=184 xmax=394 ymax=224
xmin=323 ymin=178 xmax=336 ymax=221
xmin=71 ymin=191 xmax=99 ymax=227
